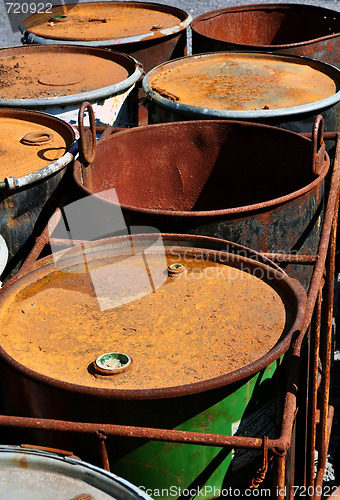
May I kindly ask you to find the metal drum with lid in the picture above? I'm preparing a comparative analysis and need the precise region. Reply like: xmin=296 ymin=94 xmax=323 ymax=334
xmin=143 ymin=51 xmax=340 ymax=133
xmin=0 ymin=45 xmax=143 ymax=127
xmin=20 ymin=1 xmax=192 ymax=73
xmin=0 ymin=234 xmax=306 ymax=495
xmin=0 ymin=444 xmax=153 ymax=500
xmin=0 ymin=108 xmax=76 ymax=281
xmin=191 ymin=3 xmax=340 ymax=68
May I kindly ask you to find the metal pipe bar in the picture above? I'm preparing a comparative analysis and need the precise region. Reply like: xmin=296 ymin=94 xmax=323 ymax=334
xmin=262 ymin=253 xmax=318 ymax=263
xmin=97 ymin=432 xmax=110 ymax=472
xmin=302 ymin=132 xmax=338 ymax=140
xmin=275 ymin=132 xmax=340 ymax=489
xmin=0 ymin=414 xmax=265 ymax=450
xmin=314 ymin=405 xmax=335 ymax=498
xmin=273 ymin=452 xmax=287 ymax=499
xmin=314 ymin=203 xmax=338 ymax=495
xmin=308 ymin=291 xmax=322 ymax=488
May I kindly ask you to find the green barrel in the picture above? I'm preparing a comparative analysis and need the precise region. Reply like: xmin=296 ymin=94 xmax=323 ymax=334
xmin=0 ymin=234 xmax=306 ymax=495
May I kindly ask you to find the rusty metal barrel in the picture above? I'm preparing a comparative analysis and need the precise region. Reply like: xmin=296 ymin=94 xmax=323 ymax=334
xmin=142 ymin=52 xmax=340 ymax=133
xmin=0 ymin=108 xmax=76 ymax=281
xmin=191 ymin=3 xmax=340 ymax=68
xmin=0 ymin=234 xmax=306 ymax=495
xmin=0 ymin=45 xmax=143 ymax=127
xmin=20 ymin=1 xmax=192 ymax=73
xmin=0 ymin=444 xmax=154 ymax=500
xmin=73 ymin=117 xmax=329 ymax=290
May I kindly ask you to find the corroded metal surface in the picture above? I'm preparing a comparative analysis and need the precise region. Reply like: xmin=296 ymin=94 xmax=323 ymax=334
xmin=20 ymin=1 xmax=191 ymax=75
xmin=0 ymin=116 xmax=68 ymax=179
xmin=21 ymin=1 xmax=190 ymax=43
xmin=0 ymin=237 xmax=306 ymax=397
xmin=0 ymin=108 xmax=75 ymax=281
xmin=0 ymin=132 xmax=338 ymax=495
xmin=0 ymin=45 xmax=143 ymax=127
xmin=74 ymin=117 xmax=329 ymax=289
xmin=0 ymin=46 xmax=131 ymax=99
xmin=142 ymin=52 xmax=340 ymax=132
xmin=147 ymin=53 xmax=337 ymax=111
xmin=0 ymin=252 xmax=287 ymax=390
xmin=0 ymin=234 xmax=306 ymax=493
xmin=191 ymin=3 xmax=340 ymax=68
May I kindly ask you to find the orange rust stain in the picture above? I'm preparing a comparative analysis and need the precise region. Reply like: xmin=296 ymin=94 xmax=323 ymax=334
xmin=0 ymin=118 xmax=67 ymax=179
xmin=24 ymin=2 xmax=181 ymax=41
xmin=19 ymin=457 xmax=28 ymax=468
xmin=1 ymin=253 xmax=286 ymax=390
xmin=0 ymin=50 xmax=129 ymax=100
xmin=149 ymin=53 xmax=337 ymax=111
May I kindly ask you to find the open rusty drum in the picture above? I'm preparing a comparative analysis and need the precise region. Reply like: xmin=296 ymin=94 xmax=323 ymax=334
xmin=191 ymin=3 xmax=340 ymax=68
xmin=0 ymin=234 xmax=306 ymax=495
xmin=73 ymin=117 xmax=329 ymax=290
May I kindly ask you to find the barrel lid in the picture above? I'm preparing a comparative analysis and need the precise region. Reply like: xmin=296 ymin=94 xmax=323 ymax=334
xmin=0 ymin=235 xmax=306 ymax=398
xmin=144 ymin=52 xmax=340 ymax=112
xmin=21 ymin=1 xmax=191 ymax=42
xmin=0 ymin=45 xmax=135 ymax=100
xmin=0 ymin=109 xmax=74 ymax=180
xmin=0 ymin=445 xmax=151 ymax=500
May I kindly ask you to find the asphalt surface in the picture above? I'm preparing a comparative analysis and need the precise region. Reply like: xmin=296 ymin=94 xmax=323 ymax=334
xmin=1 ymin=0 xmax=340 ymax=49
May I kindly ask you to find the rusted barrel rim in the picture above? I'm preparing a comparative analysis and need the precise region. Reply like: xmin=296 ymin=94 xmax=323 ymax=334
xmin=19 ymin=1 xmax=192 ymax=44
xmin=191 ymin=3 xmax=340 ymax=49
xmin=73 ymin=119 xmax=330 ymax=218
xmin=143 ymin=52 xmax=340 ymax=120
xmin=0 ymin=108 xmax=76 ymax=191
xmin=0 ymin=234 xmax=307 ymax=400
xmin=0 ymin=45 xmax=143 ymax=108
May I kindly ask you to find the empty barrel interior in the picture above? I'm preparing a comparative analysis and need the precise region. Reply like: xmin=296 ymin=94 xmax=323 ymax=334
xmin=192 ymin=4 xmax=340 ymax=46
xmin=75 ymin=120 xmax=321 ymax=213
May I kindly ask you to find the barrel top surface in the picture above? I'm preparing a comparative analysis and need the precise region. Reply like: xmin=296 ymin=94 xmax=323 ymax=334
xmin=0 ymin=461 xmax=114 ymax=499
xmin=0 ymin=116 xmax=70 ymax=179
xmin=0 ymin=446 xmax=143 ymax=499
xmin=0 ymin=247 xmax=292 ymax=392
xmin=147 ymin=53 xmax=338 ymax=111
xmin=0 ymin=47 xmax=130 ymax=99
xmin=22 ymin=1 xmax=186 ymax=41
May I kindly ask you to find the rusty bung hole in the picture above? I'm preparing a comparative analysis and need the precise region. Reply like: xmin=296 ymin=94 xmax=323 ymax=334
xmin=93 ymin=352 xmax=132 ymax=376
xmin=20 ymin=132 xmax=54 ymax=146
xmin=49 ymin=15 xmax=68 ymax=22
xmin=168 ymin=263 xmax=186 ymax=276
